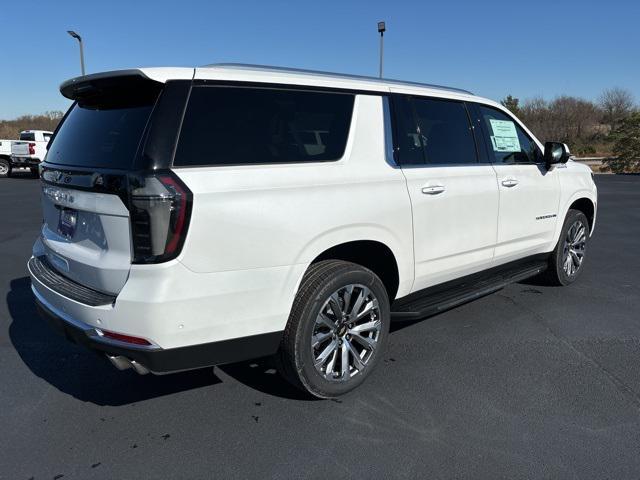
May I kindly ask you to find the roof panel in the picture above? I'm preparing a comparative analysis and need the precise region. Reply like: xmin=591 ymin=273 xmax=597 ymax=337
xmin=198 ymin=63 xmax=474 ymax=96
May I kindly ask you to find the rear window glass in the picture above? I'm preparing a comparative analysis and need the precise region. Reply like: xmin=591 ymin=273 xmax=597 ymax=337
xmin=173 ymin=86 xmax=355 ymax=166
xmin=20 ymin=132 xmax=35 ymax=141
xmin=46 ymin=95 xmax=159 ymax=170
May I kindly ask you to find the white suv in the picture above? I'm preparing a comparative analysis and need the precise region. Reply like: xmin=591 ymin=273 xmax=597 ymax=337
xmin=28 ymin=65 xmax=597 ymax=397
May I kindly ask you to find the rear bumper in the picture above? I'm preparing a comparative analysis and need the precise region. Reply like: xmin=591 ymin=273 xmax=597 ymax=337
xmin=33 ymin=286 xmax=282 ymax=374
xmin=11 ymin=155 xmax=40 ymax=166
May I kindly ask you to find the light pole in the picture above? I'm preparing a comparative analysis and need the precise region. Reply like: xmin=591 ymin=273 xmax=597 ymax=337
xmin=67 ymin=30 xmax=85 ymax=76
xmin=377 ymin=21 xmax=386 ymax=78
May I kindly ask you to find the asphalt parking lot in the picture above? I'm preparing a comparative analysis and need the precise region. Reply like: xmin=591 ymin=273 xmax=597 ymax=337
xmin=1 ymin=173 xmax=639 ymax=479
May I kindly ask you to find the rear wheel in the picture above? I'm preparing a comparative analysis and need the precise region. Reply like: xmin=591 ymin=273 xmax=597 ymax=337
xmin=540 ymin=209 xmax=589 ymax=286
xmin=30 ymin=167 xmax=39 ymax=178
xmin=0 ymin=158 xmax=11 ymax=178
xmin=277 ymin=260 xmax=390 ymax=398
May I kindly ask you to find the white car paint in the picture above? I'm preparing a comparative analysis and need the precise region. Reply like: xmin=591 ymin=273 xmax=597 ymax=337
xmin=11 ymin=129 xmax=52 ymax=166
xmin=29 ymin=65 xmax=597 ymax=365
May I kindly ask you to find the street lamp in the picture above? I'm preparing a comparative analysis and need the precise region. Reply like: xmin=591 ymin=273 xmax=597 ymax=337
xmin=67 ymin=30 xmax=85 ymax=76
xmin=377 ymin=21 xmax=386 ymax=79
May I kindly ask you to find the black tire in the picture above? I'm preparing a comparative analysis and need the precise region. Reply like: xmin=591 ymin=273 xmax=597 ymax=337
xmin=539 ymin=209 xmax=589 ymax=286
xmin=277 ymin=260 xmax=390 ymax=398
xmin=0 ymin=158 xmax=11 ymax=178
xmin=30 ymin=167 xmax=39 ymax=178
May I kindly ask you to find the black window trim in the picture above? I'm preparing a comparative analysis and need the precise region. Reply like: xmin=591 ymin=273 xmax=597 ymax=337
xmin=471 ymin=102 xmax=543 ymax=166
xmin=170 ymin=83 xmax=359 ymax=169
xmin=390 ymin=93 xmax=483 ymax=168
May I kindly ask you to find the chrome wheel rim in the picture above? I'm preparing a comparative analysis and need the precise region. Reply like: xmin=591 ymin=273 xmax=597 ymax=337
xmin=311 ymin=284 xmax=382 ymax=382
xmin=562 ymin=220 xmax=587 ymax=276
xmin=0 ymin=162 xmax=7 ymax=175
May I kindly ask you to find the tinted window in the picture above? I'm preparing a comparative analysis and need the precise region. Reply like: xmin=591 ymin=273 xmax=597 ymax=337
xmin=173 ymin=87 xmax=354 ymax=166
xmin=46 ymin=100 xmax=156 ymax=170
xmin=392 ymin=95 xmax=425 ymax=165
xmin=43 ymin=133 xmax=52 ymax=142
xmin=20 ymin=132 xmax=35 ymax=141
xmin=477 ymin=105 xmax=541 ymax=164
xmin=411 ymin=97 xmax=477 ymax=165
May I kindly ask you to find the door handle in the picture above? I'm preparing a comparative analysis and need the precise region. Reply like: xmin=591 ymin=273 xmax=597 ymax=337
xmin=501 ymin=178 xmax=519 ymax=188
xmin=421 ymin=185 xmax=445 ymax=195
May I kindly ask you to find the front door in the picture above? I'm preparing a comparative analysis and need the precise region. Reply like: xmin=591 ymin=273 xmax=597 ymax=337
xmin=391 ymin=93 xmax=499 ymax=292
xmin=473 ymin=103 xmax=561 ymax=263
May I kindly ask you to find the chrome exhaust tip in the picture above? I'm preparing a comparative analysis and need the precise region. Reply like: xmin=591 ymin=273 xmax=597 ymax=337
xmin=106 ymin=355 xmax=150 ymax=375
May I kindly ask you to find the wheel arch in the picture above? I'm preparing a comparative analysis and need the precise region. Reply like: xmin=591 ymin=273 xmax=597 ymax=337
xmin=311 ymin=240 xmax=401 ymax=301
xmin=568 ymin=197 xmax=595 ymax=232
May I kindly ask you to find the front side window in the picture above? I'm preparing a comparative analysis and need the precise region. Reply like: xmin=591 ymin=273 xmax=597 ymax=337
xmin=173 ymin=86 xmax=355 ymax=166
xmin=477 ymin=105 xmax=541 ymax=164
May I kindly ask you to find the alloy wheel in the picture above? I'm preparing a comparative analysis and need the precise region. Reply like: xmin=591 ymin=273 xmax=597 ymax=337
xmin=311 ymin=284 xmax=382 ymax=381
xmin=562 ymin=220 xmax=587 ymax=276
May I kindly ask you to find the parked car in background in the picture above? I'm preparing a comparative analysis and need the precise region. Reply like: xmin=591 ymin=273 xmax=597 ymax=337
xmin=0 ymin=138 xmax=14 ymax=177
xmin=9 ymin=130 xmax=53 ymax=176
xmin=28 ymin=65 xmax=597 ymax=398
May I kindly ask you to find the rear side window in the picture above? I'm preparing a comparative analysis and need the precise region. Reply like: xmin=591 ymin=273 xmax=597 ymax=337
xmin=411 ymin=97 xmax=477 ymax=165
xmin=173 ymin=86 xmax=355 ymax=166
xmin=392 ymin=95 xmax=477 ymax=166
xmin=20 ymin=132 xmax=35 ymax=141
xmin=43 ymin=133 xmax=52 ymax=142
xmin=476 ymin=105 xmax=541 ymax=164
xmin=392 ymin=95 xmax=425 ymax=166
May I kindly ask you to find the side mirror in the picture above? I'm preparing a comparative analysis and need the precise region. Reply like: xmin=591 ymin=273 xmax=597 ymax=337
xmin=543 ymin=142 xmax=571 ymax=168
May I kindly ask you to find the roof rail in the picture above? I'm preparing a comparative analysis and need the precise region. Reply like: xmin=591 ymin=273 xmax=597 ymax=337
xmin=199 ymin=63 xmax=473 ymax=95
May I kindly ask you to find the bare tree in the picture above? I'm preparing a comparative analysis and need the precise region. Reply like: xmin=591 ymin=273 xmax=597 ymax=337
xmin=518 ymin=96 xmax=601 ymax=154
xmin=599 ymin=87 xmax=635 ymax=128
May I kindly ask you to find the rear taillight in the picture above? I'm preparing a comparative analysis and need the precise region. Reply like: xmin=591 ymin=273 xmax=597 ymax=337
xmin=130 ymin=171 xmax=192 ymax=264
xmin=28 ymin=142 xmax=36 ymax=155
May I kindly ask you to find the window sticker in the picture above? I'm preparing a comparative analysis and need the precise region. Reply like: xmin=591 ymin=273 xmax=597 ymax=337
xmin=489 ymin=119 xmax=521 ymax=152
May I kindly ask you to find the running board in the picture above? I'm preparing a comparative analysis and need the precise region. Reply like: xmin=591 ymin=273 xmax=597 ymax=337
xmin=391 ymin=258 xmax=548 ymax=321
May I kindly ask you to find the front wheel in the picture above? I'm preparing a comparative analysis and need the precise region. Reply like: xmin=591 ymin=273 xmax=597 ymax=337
xmin=277 ymin=260 xmax=390 ymax=398
xmin=540 ymin=209 xmax=589 ymax=286
xmin=0 ymin=158 xmax=11 ymax=178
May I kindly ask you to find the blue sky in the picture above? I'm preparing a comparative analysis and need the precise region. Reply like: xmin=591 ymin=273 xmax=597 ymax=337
xmin=1 ymin=0 xmax=638 ymax=119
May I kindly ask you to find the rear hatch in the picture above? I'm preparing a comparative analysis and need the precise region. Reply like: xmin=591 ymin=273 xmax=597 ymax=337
xmin=38 ymin=73 xmax=166 ymax=295
xmin=11 ymin=133 xmax=34 ymax=156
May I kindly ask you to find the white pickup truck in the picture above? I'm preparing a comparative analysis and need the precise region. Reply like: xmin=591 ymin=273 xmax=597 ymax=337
xmin=8 ymin=130 xmax=53 ymax=176
xmin=0 ymin=139 xmax=14 ymax=177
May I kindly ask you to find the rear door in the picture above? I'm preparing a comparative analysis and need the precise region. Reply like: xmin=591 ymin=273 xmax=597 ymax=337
xmin=37 ymin=83 xmax=163 ymax=295
xmin=392 ymin=93 xmax=499 ymax=291
xmin=471 ymin=103 xmax=560 ymax=263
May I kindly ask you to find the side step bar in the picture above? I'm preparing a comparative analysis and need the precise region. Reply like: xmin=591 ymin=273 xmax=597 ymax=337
xmin=391 ymin=258 xmax=548 ymax=321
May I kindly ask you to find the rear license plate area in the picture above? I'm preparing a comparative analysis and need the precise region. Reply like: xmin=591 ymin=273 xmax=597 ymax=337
xmin=58 ymin=208 xmax=78 ymax=239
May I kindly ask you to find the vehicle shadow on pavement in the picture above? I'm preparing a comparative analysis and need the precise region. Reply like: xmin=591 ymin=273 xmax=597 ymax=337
xmin=7 ymin=276 xmax=315 ymax=404
xmin=219 ymin=359 xmax=317 ymax=401
xmin=3 ymin=170 xmax=38 ymax=180
xmin=7 ymin=276 xmax=221 ymax=406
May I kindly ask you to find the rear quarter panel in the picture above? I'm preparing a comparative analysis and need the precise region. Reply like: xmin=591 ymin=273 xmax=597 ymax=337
xmin=173 ymin=94 xmax=414 ymax=297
